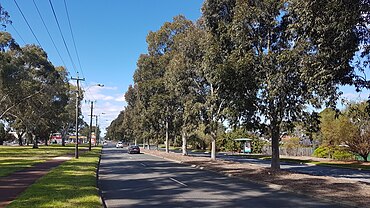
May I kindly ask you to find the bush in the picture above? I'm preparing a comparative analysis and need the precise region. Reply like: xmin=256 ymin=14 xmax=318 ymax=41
xmin=251 ymin=138 xmax=267 ymax=154
xmin=313 ymin=145 xmax=354 ymax=160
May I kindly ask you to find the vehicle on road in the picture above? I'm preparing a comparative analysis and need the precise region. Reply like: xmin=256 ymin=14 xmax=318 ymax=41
xmin=116 ymin=141 xmax=123 ymax=148
xmin=128 ymin=145 xmax=140 ymax=154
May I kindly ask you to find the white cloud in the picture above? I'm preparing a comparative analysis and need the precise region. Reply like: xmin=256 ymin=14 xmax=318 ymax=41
xmin=81 ymin=97 xmax=126 ymax=137
xmin=115 ymin=95 xmax=125 ymax=102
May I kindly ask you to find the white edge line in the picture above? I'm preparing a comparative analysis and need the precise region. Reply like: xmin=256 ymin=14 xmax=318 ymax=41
xmin=169 ymin=177 xmax=188 ymax=187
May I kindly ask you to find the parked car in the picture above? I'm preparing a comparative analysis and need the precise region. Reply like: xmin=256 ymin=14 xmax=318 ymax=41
xmin=128 ymin=145 xmax=140 ymax=154
xmin=116 ymin=141 xmax=123 ymax=148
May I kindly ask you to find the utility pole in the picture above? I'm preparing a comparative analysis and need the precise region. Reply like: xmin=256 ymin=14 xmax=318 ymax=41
xmin=88 ymin=101 xmax=94 ymax=151
xmin=95 ymin=115 xmax=98 ymax=145
xmin=71 ymin=74 xmax=85 ymax=159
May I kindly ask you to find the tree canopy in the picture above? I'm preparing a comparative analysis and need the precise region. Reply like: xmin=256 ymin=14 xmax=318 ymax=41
xmin=106 ymin=0 xmax=370 ymax=169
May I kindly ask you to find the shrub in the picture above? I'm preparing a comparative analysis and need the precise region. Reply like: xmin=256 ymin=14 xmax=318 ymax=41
xmin=313 ymin=145 xmax=354 ymax=160
xmin=251 ymin=138 xmax=267 ymax=154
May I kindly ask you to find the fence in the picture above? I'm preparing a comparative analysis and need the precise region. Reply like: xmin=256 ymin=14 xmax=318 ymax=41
xmin=262 ymin=146 xmax=314 ymax=157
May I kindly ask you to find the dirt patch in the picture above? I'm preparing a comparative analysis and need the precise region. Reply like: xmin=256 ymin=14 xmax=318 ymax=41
xmin=142 ymin=149 xmax=370 ymax=208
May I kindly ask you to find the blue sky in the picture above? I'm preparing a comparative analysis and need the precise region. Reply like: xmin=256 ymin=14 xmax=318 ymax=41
xmin=2 ymin=0 xmax=203 ymax=135
xmin=1 ymin=0 xmax=368 ymax=136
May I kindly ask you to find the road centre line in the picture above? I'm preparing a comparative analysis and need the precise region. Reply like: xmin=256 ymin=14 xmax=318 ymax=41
xmin=169 ymin=177 xmax=188 ymax=187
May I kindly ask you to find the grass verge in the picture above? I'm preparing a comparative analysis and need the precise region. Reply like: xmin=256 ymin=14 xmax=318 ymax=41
xmin=7 ymin=147 xmax=102 ymax=208
xmin=0 ymin=145 xmax=80 ymax=177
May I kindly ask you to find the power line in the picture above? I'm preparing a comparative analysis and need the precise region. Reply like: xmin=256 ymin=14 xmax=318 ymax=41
xmin=32 ymin=0 xmax=67 ymax=69
xmin=10 ymin=24 xmax=26 ymax=45
xmin=48 ymin=0 xmax=78 ymax=74
xmin=13 ymin=0 xmax=42 ymax=47
xmin=63 ymin=0 xmax=85 ymax=78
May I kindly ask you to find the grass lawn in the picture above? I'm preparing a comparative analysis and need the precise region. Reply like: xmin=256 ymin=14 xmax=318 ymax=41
xmin=0 ymin=145 xmax=87 ymax=177
xmin=7 ymin=147 xmax=102 ymax=208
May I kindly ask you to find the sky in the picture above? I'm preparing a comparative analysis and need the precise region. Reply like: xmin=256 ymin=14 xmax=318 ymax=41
xmin=1 ymin=0 xmax=369 ymax=137
xmin=1 ymin=0 xmax=204 ymax=136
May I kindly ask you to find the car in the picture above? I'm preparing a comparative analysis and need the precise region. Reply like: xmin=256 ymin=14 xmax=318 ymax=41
xmin=116 ymin=141 xmax=123 ymax=148
xmin=128 ymin=145 xmax=140 ymax=154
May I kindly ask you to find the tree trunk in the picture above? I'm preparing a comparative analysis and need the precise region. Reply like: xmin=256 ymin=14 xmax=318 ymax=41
xmin=155 ymin=133 xmax=159 ymax=150
xmin=45 ymin=134 xmax=50 ymax=146
xmin=360 ymin=154 xmax=368 ymax=162
xmin=0 ymin=138 xmax=3 ymax=145
xmin=271 ymin=122 xmax=281 ymax=170
xmin=182 ymin=131 xmax=188 ymax=156
xmin=32 ymin=134 xmax=39 ymax=149
xmin=165 ymin=119 xmax=169 ymax=153
xmin=17 ymin=132 xmax=24 ymax=146
xmin=210 ymin=122 xmax=217 ymax=160
xmin=211 ymin=139 xmax=216 ymax=160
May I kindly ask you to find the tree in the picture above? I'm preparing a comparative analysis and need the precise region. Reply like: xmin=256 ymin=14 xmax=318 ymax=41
xmin=343 ymin=102 xmax=370 ymax=162
xmin=0 ymin=4 xmax=11 ymax=29
xmin=201 ymin=0 xmax=259 ymax=160
xmin=203 ymin=0 xmax=366 ymax=169
xmin=0 ymin=32 xmax=69 ymax=147
xmin=165 ymin=22 xmax=207 ymax=155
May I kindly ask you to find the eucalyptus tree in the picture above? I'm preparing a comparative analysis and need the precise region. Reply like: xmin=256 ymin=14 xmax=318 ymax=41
xmin=133 ymin=16 xmax=193 ymax=152
xmin=341 ymin=102 xmax=370 ymax=162
xmin=166 ymin=23 xmax=208 ymax=155
xmin=201 ymin=0 xmax=366 ymax=169
xmin=201 ymin=0 xmax=259 ymax=160
xmin=1 ymin=37 xmax=68 ymax=147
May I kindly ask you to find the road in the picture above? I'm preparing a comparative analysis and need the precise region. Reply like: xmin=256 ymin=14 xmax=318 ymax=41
xmin=99 ymin=145 xmax=341 ymax=208
xmin=187 ymin=151 xmax=370 ymax=184
xmin=154 ymin=147 xmax=370 ymax=184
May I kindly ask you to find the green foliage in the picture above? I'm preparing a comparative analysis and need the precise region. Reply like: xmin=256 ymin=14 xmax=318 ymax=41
xmin=283 ymin=137 xmax=301 ymax=148
xmin=313 ymin=145 xmax=354 ymax=160
xmin=106 ymin=0 xmax=369 ymax=166
xmin=318 ymin=102 xmax=370 ymax=162
xmin=251 ymin=138 xmax=267 ymax=154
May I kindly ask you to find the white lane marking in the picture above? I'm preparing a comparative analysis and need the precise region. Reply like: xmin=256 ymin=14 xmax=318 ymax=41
xmin=169 ymin=177 xmax=187 ymax=187
xmin=140 ymin=163 xmax=146 ymax=167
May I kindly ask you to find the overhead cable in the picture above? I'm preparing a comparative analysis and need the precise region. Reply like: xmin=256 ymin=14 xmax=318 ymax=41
xmin=48 ymin=0 xmax=78 ymax=74
xmin=13 ymin=0 xmax=42 ymax=47
xmin=33 ymin=0 xmax=67 ymax=68
xmin=10 ymin=24 xmax=26 ymax=45
xmin=63 ymin=0 xmax=85 ymax=78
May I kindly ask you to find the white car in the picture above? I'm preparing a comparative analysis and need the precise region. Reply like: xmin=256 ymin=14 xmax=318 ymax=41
xmin=116 ymin=142 xmax=123 ymax=148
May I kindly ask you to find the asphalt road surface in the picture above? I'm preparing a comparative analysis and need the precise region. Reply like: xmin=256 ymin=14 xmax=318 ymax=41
xmin=99 ymin=145 xmax=342 ymax=208
xmin=183 ymin=151 xmax=370 ymax=184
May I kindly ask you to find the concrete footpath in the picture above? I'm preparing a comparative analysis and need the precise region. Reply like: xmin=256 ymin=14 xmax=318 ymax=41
xmin=0 ymin=156 xmax=72 ymax=207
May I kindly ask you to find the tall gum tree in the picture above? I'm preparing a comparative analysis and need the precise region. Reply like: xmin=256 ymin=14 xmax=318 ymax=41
xmin=202 ymin=0 xmax=367 ymax=169
xmin=166 ymin=23 xmax=207 ymax=156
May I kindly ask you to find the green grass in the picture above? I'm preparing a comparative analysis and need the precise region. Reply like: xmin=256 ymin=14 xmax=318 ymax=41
xmin=308 ymin=161 xmax=370 ymax=170
xmin=0 ymin=145 xmax=83 ymax=177
xmin=7 ymin=147 xmax=102 ymax=208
